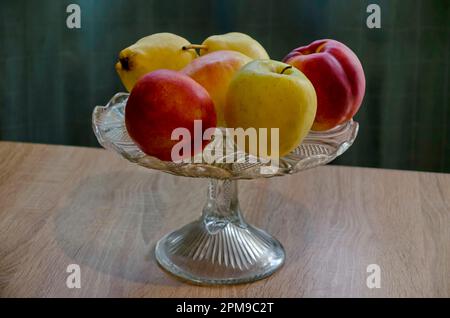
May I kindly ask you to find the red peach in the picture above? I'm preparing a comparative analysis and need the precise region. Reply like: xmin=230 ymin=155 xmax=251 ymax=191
xmin=125 ymin=69 xmax=216 ymax=161
xmin=181 ymin=50 xmax=251 ymax=127
xmin=283 ymin=39 xmax=365 ymax=131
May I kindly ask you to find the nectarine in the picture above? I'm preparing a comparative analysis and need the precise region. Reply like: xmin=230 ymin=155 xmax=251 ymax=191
xmin=125 ymin=70 xmax=216 ymax=161
xmin=283 ymin=39 xmax=365 ymax=131
xmin=181 ymin=50 xmax=251 ymax=126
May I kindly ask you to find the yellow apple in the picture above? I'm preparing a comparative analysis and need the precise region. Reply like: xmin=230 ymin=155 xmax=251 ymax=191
xmin=225 ymin=60 xmax=317 ymax=157
xmin=181 ymin=50 xmax=251 ymax=126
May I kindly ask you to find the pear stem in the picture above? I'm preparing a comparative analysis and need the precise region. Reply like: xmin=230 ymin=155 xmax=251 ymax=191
xmin=280 ymin=65 xmax=292 ymax=75
xmin=182 ymin=44 xmax=208 ymax=51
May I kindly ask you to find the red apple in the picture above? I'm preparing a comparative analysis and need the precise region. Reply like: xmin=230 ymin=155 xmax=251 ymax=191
xmin=283 ymin=39 xmax=365 ymax=131
xmin=125 ymin=69 xmax=216 ymax=161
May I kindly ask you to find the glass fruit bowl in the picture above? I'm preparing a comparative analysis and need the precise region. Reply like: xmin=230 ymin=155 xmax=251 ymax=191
xmin=92 ymin=92 xmax=359 ymax=285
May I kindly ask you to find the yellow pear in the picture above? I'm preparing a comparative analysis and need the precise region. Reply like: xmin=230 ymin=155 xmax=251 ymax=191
xmin=115 ymin=33 xmax=197 ymax=92
xmin=199 ymin=32 xmax=269 ymax=60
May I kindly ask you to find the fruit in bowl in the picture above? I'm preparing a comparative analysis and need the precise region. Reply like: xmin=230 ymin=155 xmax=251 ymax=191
xmin=283 ymin=39 xmax=365 ymax=131
xmin=224 ymin=60 xmax=317 ymax=158
xmin=118 ymin=32 xmax=363 ymax=161
xmin=116 ymin=33 xmax=198 ymax=92
xmin=125 ymin=70 xmax=216 ymax=161
xmin=181 ymin=50 xmax=252 ymax=126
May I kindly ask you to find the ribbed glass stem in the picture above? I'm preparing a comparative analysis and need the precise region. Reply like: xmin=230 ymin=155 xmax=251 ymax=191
xmin=202 ymin=179 xmax=245 ymax=233
xmin=155 ymin=178 xmax=285 ymax=284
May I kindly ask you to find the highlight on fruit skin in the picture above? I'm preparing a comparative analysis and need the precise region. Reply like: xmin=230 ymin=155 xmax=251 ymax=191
xmin=115 ymin=33 xmax=198 ymax=92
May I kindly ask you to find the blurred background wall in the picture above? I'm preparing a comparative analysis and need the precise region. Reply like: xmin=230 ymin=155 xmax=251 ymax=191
xmin=0 ymin=0 xmax=449 ymax=172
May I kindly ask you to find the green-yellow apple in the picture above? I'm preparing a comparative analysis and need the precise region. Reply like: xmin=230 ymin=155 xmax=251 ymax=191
xmin=181 ymin=50 xmax=251 ymax=126
xmin=224 ymin=60 xmax=317 ymax=157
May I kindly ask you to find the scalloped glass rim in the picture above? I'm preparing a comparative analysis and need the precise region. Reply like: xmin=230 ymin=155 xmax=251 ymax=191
xmin=92 ymin=92 xmax=359 ymax=180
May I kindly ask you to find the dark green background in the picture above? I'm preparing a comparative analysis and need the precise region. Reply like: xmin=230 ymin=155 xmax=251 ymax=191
xmin=1 ymin=0 xmax=449 ymax=172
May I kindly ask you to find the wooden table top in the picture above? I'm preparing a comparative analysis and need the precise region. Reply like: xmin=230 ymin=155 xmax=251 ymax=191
xmin=0 ymin=141 xmax=449 ymax=297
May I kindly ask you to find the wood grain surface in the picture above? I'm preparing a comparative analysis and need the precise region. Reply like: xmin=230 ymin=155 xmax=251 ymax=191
xmin=0 ymin=141 xmax=449 ymax=297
